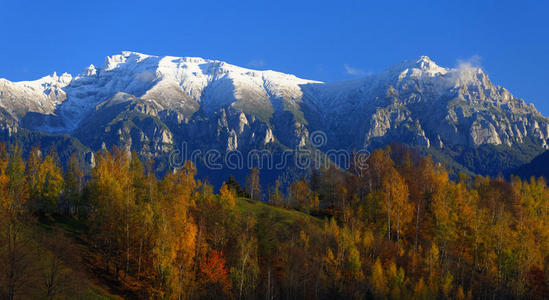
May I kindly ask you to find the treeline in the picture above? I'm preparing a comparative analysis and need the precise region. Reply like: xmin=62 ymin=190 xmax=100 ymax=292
xmin=1 ymin=144 xmax=549 ymax=299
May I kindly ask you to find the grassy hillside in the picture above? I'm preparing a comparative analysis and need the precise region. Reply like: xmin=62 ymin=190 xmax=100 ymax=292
xmin=10 ymin=216 xmax=123 ymax=300
xmin=34 ymin=199 xmax=321 ymax=299
xmin=236 ymin=197 xmax=321 ymax=228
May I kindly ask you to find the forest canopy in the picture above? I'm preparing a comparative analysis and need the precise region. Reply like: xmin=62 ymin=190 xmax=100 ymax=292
xmin=0 ymin=144 xmax=548 ymax=299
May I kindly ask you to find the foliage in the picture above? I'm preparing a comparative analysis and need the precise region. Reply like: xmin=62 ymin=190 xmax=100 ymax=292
xmin=1 ymin=143 xmax=549 ymax=299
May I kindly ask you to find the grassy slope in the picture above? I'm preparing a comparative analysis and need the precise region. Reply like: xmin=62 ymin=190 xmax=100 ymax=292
xmin=37 ymin=216 xmax=126 ymax=300
xmin=40 ymin=199 xmax=320 ymax=299
xmin=236 ymin=197 xmax=322 ymax=233
xmin=236 ymin=197 xmax=324 ymax=262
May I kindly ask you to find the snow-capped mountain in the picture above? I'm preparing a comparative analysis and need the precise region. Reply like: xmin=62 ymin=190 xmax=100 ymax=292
xmin=0 ymin=72 xmax=71 ymax=118
xmin=302 ymin=56 xmax=549 ymax=151
xmin=32 ymin=51 xmax=318 ymax=133
xmin=0 ymin=51 xmax=547 ymax=177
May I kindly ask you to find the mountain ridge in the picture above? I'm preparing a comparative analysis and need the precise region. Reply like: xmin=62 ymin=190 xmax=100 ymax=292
xmin=0 ymin=52 xmax=547 ymax=183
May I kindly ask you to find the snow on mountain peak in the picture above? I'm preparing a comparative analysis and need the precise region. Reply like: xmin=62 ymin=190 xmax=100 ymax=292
xmin=45 ymin=71 xmax=72 ymax=82
xmin=15 ymin=71 xmax=73 ymax=89
xmin=39 ymin=51 xmax=323 ymax=132
xmin=374 ymin=56 xmax=493 ymax=94
xmin=380 ymin=56 xmax=449 ymax=84
xmin=81 ymin=64 xmax=97 ymax=77
xmin=0 ymin=51 xmax=515 ymax=140
xmin=102 ymin=51 xmax=154 ymax=71
xmin=404 ymin=56 xmax=448 ymax=75
xmin=415 ymin=56 xmax=442 ymax=70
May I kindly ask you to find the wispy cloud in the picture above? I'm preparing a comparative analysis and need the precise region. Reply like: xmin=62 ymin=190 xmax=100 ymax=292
xmin=451 ymin=54 xmax=483 ymax=82
xmin=248 ymin=58 xmax=265 ymax=68
xmin=135 ymin=71 xmax=156 ymax=82
xmin=455 ymin=54 xmax=482 ymax=72
xmin=344 ymin=64 xmax=367 ymax=76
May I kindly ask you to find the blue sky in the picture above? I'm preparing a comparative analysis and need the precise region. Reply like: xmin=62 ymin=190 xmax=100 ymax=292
xmin=2 ymin=0 xmax=549 ymax=114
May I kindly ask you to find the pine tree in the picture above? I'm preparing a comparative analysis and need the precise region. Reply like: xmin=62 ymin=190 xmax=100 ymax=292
xmin=226 ymin=175 xmax=247 ymax=197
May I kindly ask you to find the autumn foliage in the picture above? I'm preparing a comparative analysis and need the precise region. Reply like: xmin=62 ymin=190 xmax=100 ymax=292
xmin=0 ymin=143 xmax=549 ymax=299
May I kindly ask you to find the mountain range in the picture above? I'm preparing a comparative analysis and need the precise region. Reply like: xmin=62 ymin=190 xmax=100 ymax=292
xmin=1 ymin=51 xmax=547 ymax=185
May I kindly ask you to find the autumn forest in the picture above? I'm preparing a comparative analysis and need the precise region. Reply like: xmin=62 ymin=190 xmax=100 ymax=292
xmin=0 ymin=144 xmax=548 ymax=299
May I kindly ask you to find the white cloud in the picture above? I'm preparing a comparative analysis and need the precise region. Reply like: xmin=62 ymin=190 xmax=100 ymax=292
xmin=450 ymin=55 xmax=483 ymax=83
xmin=135 ymin=71 xmax=156 ymax=82
xmin=248 ymin=58 xmax=265 ymax=68
xmin=455 ymin=54 xmax=482 ymax=72
xmin=344 ymin=64 xmax=366 ymax=76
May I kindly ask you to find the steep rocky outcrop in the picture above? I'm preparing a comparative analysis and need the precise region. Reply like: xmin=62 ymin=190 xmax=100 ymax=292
xmin=0 ymin=52 xmax=547 ymax=179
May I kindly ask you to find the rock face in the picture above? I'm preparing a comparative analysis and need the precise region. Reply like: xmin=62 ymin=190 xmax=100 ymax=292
xmin=0 ymin=52 xmax=547 ymax=179
xmin=300 ymin=56 xmax=549 ymax=153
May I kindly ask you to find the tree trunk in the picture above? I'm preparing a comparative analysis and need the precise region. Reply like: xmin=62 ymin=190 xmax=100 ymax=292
xmin=415 ymin=200 xmax=420 ymax=252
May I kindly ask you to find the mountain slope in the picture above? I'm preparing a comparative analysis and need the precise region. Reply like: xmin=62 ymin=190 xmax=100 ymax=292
xmin=0 ymin=51 xmax=547 ymax=181
xmin=302 ymin=56 xmax=548 ymax=150
xmin=513 ymin=150 xmax=549 ymax=180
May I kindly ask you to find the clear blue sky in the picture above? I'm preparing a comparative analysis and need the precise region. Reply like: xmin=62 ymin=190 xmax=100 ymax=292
xmin=2 ymin=0 xmax=548 ymax=114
